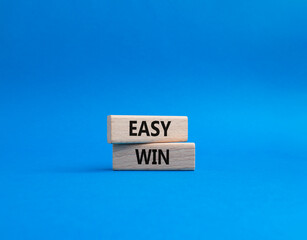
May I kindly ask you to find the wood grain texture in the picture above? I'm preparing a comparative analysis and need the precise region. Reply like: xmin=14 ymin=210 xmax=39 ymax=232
xmin=113 ymin=143 xmax=195 ymax=170
xmin=107 ymin=115 xmax=188 ymax=143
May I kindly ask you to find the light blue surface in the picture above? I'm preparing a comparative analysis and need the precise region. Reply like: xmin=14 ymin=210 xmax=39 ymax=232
xmin=1 ymin=0 xmax=307 ymax=239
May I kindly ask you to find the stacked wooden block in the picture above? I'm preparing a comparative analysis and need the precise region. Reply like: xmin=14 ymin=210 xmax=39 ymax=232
xmin=107 ymin=115 xmax=195 ymax=170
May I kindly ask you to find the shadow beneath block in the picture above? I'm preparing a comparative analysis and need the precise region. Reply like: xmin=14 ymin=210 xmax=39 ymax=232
xmin=43 ymin=165 xmax=113 ymax=174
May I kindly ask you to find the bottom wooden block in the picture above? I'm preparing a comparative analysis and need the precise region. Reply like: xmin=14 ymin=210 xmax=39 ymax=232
xmin=113 ymin=143 xmax=195 ymax=170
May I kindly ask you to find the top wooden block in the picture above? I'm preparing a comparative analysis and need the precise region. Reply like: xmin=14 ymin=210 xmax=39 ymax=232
xmin=107 ymin=115 xmax=188 ymax=143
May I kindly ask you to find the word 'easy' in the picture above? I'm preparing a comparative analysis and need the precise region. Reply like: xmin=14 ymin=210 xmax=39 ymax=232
xmin=129 ymin=121 xmax=171 ymax=136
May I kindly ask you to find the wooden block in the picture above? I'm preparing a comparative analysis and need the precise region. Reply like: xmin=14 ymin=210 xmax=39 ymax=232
xmin=113 ymin=143 xmax=195 ymax=170
xmin=107 ymin=115 xmax=188 ymax=143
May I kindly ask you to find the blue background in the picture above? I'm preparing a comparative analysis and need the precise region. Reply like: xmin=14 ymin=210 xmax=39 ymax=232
xmin=1 ymin=0 xmax=307 ymax=239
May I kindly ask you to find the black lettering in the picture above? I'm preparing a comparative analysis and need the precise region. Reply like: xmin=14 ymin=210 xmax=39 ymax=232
xmin=135 ymin=149 xmax=151 ymax=164
xmin=152 ymin=149 xmax=157 ymax=164
xmin=138 ymin=121 xmax=150 ymax=136
xmin=159 ymin=149 xmax=169 ymax=164
xmin=151 ymin=121 xmax=160 ymax=136
xmin=129 ymin=121 xmax=137 ymax=136
xmin=161 ymin=121 xmax=171 ymax=136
